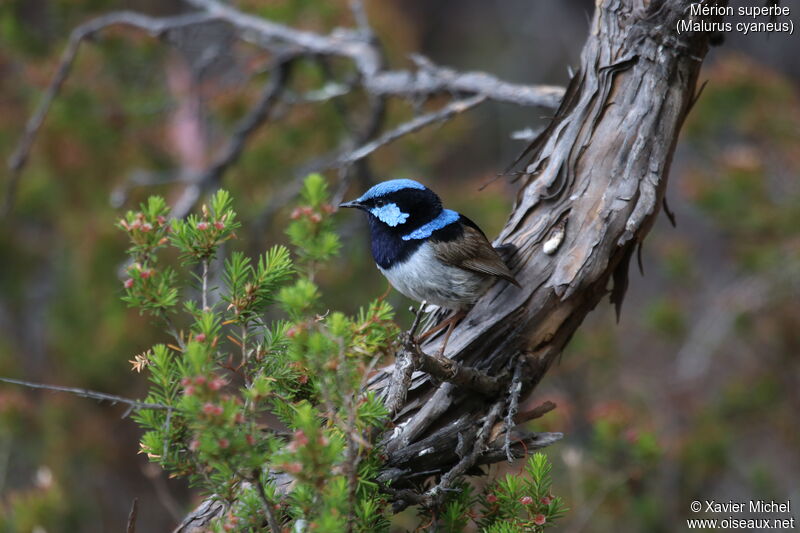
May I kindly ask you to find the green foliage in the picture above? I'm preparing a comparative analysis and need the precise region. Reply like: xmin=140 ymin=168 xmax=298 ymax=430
xmin=286 ymin=173 xmax=341 ymax=274
xmin=113 ymin=178 xmax=571 ymax=532
xmin=477 ymin=453 xmax=568 ymax=533
xmin=118 ymin=196 xmax=178 ymax=315
xmin=439 ymin=483 xmax=475 ymax=532
xmin=224 ymin=248 xmax=294 ymax=322
xmin=118 ymin=177 xmax=398 ymax=531
xmin=171 ymin=190 xmax=241 ymax=264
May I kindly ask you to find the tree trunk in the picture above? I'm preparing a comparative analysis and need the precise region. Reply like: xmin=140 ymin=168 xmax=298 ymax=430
xmin=176 ymin=0 xmax=724 ymax=528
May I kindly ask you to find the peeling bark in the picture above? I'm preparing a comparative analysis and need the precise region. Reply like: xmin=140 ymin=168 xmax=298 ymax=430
xmin=378 ymin=0 xmax=723 ymax=489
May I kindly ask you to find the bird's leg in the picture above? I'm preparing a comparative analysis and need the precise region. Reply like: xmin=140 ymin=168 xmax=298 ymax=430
xmin=437 ymin=317 xmax=459 ymax=357
xmin=416 ymin=312 xmax=454 ymax=343
xmin=416 ymin=310 xmax=466 ymax=352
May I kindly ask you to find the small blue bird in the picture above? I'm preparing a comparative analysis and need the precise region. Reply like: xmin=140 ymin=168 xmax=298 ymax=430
xmin=340 ymin=179 xmax=519 ymax=348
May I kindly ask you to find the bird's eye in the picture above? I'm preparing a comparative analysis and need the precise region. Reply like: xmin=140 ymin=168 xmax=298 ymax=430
xmin=375 ymin=199 xmax=385 ymax=207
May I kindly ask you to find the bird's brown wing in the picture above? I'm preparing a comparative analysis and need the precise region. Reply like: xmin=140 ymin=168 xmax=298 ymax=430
xmin=432 ymin=223 xmax=521 ymax=287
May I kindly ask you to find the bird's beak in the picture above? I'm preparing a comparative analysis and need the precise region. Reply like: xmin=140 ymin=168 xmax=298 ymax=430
xmin=339 ymin=200 xmax=362 ymax=210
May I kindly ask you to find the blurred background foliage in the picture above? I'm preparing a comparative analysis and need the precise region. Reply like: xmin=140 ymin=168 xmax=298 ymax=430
xmin=0 ymin=0 xmax=798 ymax=531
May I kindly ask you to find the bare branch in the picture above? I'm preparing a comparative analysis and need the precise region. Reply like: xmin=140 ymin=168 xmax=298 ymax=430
xmin=424 ymin=401 xmax=504 ymax=505
xmin=339 ymin=95 xmax=486 ymax=166
xmin=254 ymin=475 xmax=282 ymax=533
xmin=504 ymin=355 xmax=525 ymax=462
xmin=348 ymin=0 xmax=374 ymax=40
xmin=185 ymin=0 xmax=564 ymax=106
xmin=0 ymin=376 xmax=169 ymax=411
xmin=7 ymin=1 xmax=562 ymax=217
xmin=201 ymin=259 xmax=209 ymax=311
xmin=366 ymin=61 xmax=565 ymax=108
xmin=414 ymin=343 xmax=505 ymax=396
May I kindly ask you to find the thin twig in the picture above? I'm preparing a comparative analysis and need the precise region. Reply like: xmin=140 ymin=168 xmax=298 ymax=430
xmin=425 ymin=401 xmax=504 ymax=505
xmin=183 ymin=0 xmax=563 ymax=105
xmin=0 ymin=376 xmax=169 ymax=411
xmin=514 ymin=400 xmax=557 ymax=425
xmin=142 ymin=460 xmax=203 ymax=521
xmin=162 ymin=407 xmax=174 ymax=461
xmin=254 ymin=474 xmax=282 ymax=533
xmin=413 ymin=342 xmax=505 ymax=396
xmin=504 ymin=355 xmax=525 ymax=462
xmin=8 ymin=1 xmax=562 ymax=217
xmin=240 ymin=323 xmax=253 ymax=387
xmin=349 ymin=0 xmax=373 ymax=39
xmin=201 ymin=259 xmax=209 ymax=311
xmin=338 ymin=95 xmax=487 ymax=166
xmin=162 ymin=313 xmax=186 ymax=351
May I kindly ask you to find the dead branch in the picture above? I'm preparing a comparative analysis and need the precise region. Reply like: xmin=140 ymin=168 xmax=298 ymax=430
xmin=0 ymin=376 xmax=169 ymax=412
xmin=183 ymin=0 xmax=564 ymax=107
xmin=504 ymin=355 xmax=525 ymax=462
xmin=424 ymin=400 xmax=504 ymax=506
xmin=6 ymin=1 xmax=562 ymax=219
xmin=338 ymin=95 xmax=486 ymax=166
xmin=384 ymin=305 xmax=425 ymax=416
xmin=515 ymin=400 xmax=557 ymax=425
xmin=414 ymin=342 xmax=506 ymax=396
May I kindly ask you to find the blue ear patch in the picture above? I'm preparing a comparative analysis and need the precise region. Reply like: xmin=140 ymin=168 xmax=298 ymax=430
xmin=402 ymin=209 xmax=460 ymax=240
xmin=370 ymin=203 xmax=409 ymax=227
xmin=358 ymin=179 xmax=426 ymax=201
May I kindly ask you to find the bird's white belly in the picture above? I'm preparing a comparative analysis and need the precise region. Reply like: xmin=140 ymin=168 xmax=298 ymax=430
xmin=378 ymin=242 xmax=490 ymax=309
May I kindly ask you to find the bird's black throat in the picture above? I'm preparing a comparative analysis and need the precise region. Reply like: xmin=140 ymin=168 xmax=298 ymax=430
xmin=367 ymin=215 xmax=424 ymax=269
xmin=366 ymin=207 xmax=467 ymax=269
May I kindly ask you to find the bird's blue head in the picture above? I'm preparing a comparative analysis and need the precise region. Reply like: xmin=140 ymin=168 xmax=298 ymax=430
xmin=339 ymin=179 xmax=444 ymax=231
xmin=340 ymin=179 xmax=462 ymax=268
